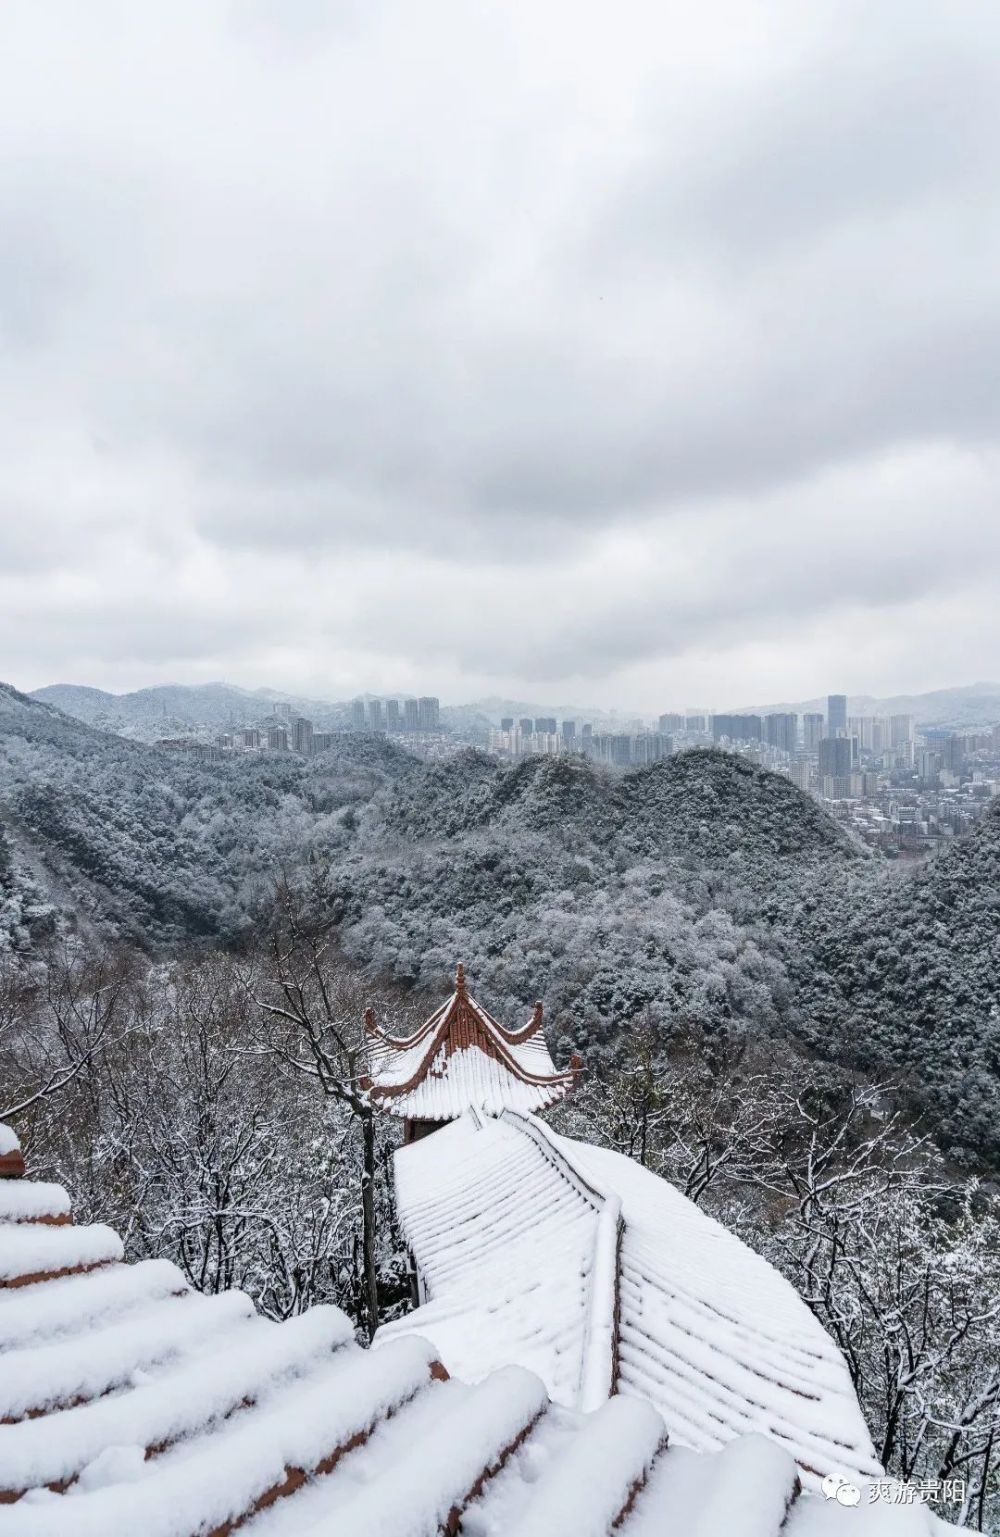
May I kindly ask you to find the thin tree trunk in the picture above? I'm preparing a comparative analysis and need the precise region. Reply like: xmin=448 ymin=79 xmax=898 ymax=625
xmin=361 ymin=1110 xmax=379 ymax=1340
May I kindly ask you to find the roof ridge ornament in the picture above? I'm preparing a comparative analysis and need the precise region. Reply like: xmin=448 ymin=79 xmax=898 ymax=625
xmin=364 ymin=971 xmax=582 ymax=1126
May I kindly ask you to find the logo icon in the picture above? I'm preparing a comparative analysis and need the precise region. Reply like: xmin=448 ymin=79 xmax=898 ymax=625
xmin=822 ymin=1473 xmax=862 ymax=1507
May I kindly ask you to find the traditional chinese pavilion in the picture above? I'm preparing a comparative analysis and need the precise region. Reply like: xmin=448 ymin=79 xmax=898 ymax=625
xmin=362 ymin=963 xmax=582 ymax=1140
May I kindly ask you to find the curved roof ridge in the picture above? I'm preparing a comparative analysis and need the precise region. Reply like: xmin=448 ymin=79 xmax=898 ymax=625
xmin=364 ymin=968 xmax=582 ymax=1120
xmin=498 ymin=1111 xmax=623 ymax=1411
xmin=369 ymin=1005 xmax=576 ymax=1101
xmin=497 ymin=1110 xmax=610 ymax=1210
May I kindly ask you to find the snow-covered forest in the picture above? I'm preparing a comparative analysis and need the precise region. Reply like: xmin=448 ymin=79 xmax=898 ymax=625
xmin=3 ymin=680 xmax=999 ymax=1166
xmin=2 ymin=680 xmax=1000 ymax=1525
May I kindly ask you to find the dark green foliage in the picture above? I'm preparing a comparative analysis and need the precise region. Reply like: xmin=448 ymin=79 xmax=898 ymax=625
xmin=783 ymin=802 xmax=1000 ymax=1165
xmin=4 ymin=679 xmax=1000 ymax=1169
xmin=0 ymin=682 xmax=417 ymax=948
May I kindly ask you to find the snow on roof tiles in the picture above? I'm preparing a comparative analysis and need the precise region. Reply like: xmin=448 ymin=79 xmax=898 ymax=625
xmin=380 ymin=1109 xmax=883 ymax=1493
xmin=0 ymin=1138 xmax=953 ymax=1535
xmin=0 ymin=1120 xmax=25 ymax=1179
xmin=364 ymin=963 xmax=580 ymax=1121
xmin=0 ymin=1180 xmax=71 ymax=1225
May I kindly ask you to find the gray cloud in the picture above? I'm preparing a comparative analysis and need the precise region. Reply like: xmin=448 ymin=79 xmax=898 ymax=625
xmin=1 ymin=0 xmax=999 ymax=705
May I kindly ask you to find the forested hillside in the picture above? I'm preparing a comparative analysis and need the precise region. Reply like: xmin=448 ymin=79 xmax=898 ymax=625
xmin=3 ymin=682 xmax=999 ymax=1166
xmin=0 ymin=683 xmax=415 ymax=948
xmin=781 ymin=801 xmax=1000 ymax=1163
xmin=332 ymin=749 xmax=863 ymax=1052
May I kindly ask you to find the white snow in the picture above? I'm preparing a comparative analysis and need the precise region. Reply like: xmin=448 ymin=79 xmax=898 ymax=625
xmin=74 ymin=1445 xmax=147 ymax=1493
xmin=0 ymin=1304 xmax=352 ymax=1494
xmin=643 ymin=1432 xmax=798 ymax=1537
xmin=0 ymin=1222 xmax=123 ymax=1285
xmin=377 ymin=1109 xmax=604 ymax=1407
xmin=0 ymin=1182 xmax=71 ymax=1224
xmin=578 ymin=1195 xmax=622 ymax=1412
xmin=486 ymin=1393 xmax=667 ymax=1537
xmin=456 ymin=1401 xmax=584 ymax=1536
xmin=242 ymin=1378 xmax=472 ymax=1537
xmin=298 ymin=1364 xmax=549 ymax=1537
xmin=0 ymin=1259 xmax=188 ymax=1351
xmin=367 ymin=985 xmax=573 ymax=1121
xmin=0 ymin=1122 xmax=21 ymax=1156
xmin=0 ymin=1333 xmax=444 ymax=1537
xmin=786 ymin=1493 xmax=940 ymax=1535
xmin=0 ymin=1126 xmax=955 ymax=1536
xmin=381 ymin=1109 xmax=881 ymax=1489
xmin=0 ymin=1290 xmax=255 ymax=1420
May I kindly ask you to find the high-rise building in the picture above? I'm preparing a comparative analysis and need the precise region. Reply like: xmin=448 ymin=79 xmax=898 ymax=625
xmin=385 ymin=700 xmax=401 ymax=733
xmin=351 ymin=700 xmax=366 ymax=731
xmin=658 ymin=712 xmax=685 ymax=733
xmin=789 ymin=760 xmax=811 ymax=791
xmin=581 ymin=723 xmax=593 ymax=739
xmin=764 ymin=713 xmax=797 ymax=754
xmin=561 ymin=720 xmax=576 ymax=742
xmin=712 ymin=714 xmax=763 ymax=743
xmin=633 ymin=733 xmax=671 ymax=764
xmin=803 ymin=712 xmax=825 ymax=751
xmin=534 ymin=717 xmax=557 ymax=735
xmin=404 ymin=699 xmax=420 ymax=732
xmin=518 ymin=717 xmax=533 ymax=734
xmin=312 ymin=731 xmax=332 ymax=754
xmin=367 ymin=699 xmax=384 ymax=731
xmin=818 ymin=736 xmax=853 ymax=779
xmin=267 ymin=725 xmax=288 ymax=751
xmin=890 ymin=715 xmax=914 ymax=748
xmin=242 ymin=728 xmax=261 ymax=749
xmin=418 ymin=696 xmax=440 ymax=731
xmin=848 ymin=717 xmax=870 ymax=750
xmin=944 ymin=734 xmax=965 ymax=774
xmin=685 ymin=714 xmax=707 ymax=732
xmin=827 ymin=695 xmax=848 ymax=736
xmin=500 ymin=717 xmax=514 ymax=731
xmin=292 ymin=717 xmax=314 ymax=755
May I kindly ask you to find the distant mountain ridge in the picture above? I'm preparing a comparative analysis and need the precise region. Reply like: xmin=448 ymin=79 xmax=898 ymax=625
xmin=31 ymin=679 xmax=1000 ymax=735
xmin=31 ymin=682 xmax=351 ymax=737
xmin=30 ymin=683 xmax=488 ymax=740
xmin=724 ymin=682 xmax=1000 ymax=729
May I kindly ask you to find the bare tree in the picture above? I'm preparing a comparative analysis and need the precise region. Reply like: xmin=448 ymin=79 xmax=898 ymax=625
xmin=0 ymin=940 xmax=127 ymax=1127
xmin=242 ymin=878 xmax=421 ymax=1338
xmin=559 ymin=1025 xmax=1000 ymax=1527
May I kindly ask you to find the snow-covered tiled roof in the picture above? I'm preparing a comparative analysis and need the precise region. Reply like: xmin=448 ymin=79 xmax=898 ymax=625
xmin=380 ymin=1109 xmax=883 ymax=1492
xmin=0 ymin=1119 xmax=24 ymax=1178
xmin=364 ymin=963 xmax=580 ymax=1121
xmin=0 ymin=1119 xmax=955 ymax=1535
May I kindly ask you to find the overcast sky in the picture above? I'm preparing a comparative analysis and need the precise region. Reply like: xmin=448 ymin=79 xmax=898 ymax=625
xmin=2 ymin=0 xmax=999 ymax=711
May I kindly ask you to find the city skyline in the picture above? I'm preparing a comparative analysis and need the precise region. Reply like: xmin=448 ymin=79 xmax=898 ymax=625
xmin=18 ymin=673 xmax=1000 ymax=725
